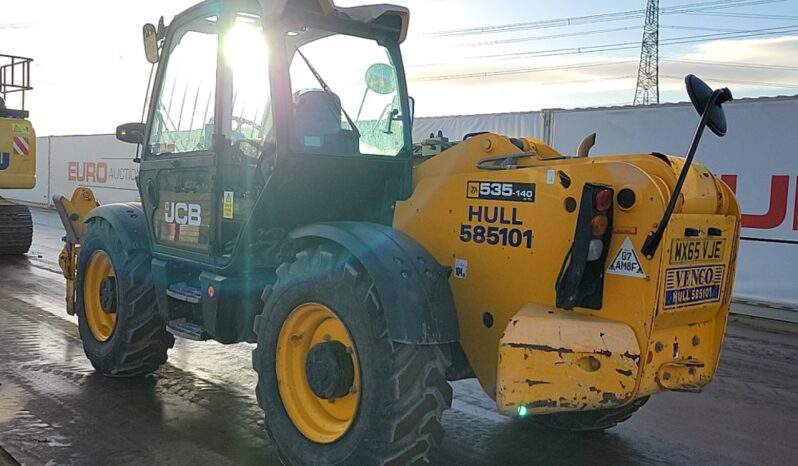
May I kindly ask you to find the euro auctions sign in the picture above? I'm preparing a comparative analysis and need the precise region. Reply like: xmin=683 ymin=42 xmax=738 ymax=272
xmin=49 ymin=134 xmax=141 ymax=204
xmin=67 ymin=161 xmax=138 ymax=184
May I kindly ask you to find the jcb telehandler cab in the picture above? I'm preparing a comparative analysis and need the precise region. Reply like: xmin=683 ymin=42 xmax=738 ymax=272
xmin=56 ymin=1 xmax=741 ymax=464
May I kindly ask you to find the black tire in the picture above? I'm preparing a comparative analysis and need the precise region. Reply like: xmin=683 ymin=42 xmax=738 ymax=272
xmin=0 ymin=202 xmax=32 ymax=255
xmin=529 ymin=396 xmax=649 ymax=432
xmin=75 ymin=218 xmax=174 ymax=376
xmin=253 ymin=245 xmax=453 ymax=466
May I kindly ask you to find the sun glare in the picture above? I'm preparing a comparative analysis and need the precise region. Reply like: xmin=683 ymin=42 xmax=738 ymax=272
xmin=223 ymin=19 xmax=270 ymax=73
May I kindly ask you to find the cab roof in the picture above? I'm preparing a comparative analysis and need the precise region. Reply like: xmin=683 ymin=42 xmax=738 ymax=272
xmin=260 ymin=0 xmax=410 ymax=42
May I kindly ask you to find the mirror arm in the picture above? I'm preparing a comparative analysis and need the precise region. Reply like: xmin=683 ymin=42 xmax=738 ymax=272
xmin=408 ymin=96 xmax=415 ymax=127
xmin=640 ymin=89 xmax=722 ymax=259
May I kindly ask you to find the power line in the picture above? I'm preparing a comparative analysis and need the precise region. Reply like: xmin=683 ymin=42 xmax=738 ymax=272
xmin=419 ymin=0 xmax=785 ymax=38
xmin=682 ymin=11 xmax=798 ymax=20
xmin=662 ymin=57 xmax=798 ymax=71
xmin=409 ymin=54 xmax=798 ymax=84
xmin=464 ymin=26 xmax=642 ymax=47
xmin=661 ymin=25 xmax=745 ymax=32
xmin=661 ymin=74 xmax=798 ymax=88
xmin=454 ymin=24 xmax=747 ymax=49
xmin=409 ymin=60 xmax=636 ymax=82
xmin=410 ymin=74 xmax=639 ymax=87
xmin=472 ymin=25 xmax=798 ymax=60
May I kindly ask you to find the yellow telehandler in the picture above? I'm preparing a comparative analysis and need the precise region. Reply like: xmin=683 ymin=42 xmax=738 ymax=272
xmin=0 ymin=53 xmax=35 ymax=255
xmin=55 ymin=1 xmax=740 ymax=464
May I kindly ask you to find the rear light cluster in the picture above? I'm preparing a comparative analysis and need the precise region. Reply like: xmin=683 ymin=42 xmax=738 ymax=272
xmin=556 ymin=184 xmax=614 ymax=310
xmin=588 ymin=188 xmax=613 ymax=261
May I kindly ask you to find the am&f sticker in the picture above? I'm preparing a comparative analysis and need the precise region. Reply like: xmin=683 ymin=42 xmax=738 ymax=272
xmin=607 ymin=236 xmax=645 ymax=278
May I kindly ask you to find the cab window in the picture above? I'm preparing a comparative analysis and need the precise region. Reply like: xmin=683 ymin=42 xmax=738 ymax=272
xmin=150 ymin=16 xmax=218 ymax=155
xmin=224 ymin=12 xmax=274 ymax=152
xmin=287 ymin=29 xmax=407 ymax=157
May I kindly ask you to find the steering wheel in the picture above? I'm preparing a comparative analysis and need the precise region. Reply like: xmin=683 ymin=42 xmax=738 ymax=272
xmin=231 ymin=116 xmax=263 ymax=143
xmin=228 ymin=116 xmax=266 ymax=165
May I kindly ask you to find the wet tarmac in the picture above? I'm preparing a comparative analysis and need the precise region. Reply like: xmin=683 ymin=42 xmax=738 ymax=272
xmin=1 ymin=208 xmax=797 ymax=465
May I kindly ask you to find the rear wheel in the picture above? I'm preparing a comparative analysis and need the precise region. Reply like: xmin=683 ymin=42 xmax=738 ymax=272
xmin=75 ymin=218 xmax=174 ymax=376
xmin=253 ymin=245 xmax=452 ymax=465
xmin=0 ymin=201 xmax=32 ymax=255
xmin=529 ymin=396 xmax=649 ymax=431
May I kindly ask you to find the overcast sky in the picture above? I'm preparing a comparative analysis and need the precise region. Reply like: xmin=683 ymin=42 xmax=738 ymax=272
xmin=1 ymin=0 xmax=796 ymax=136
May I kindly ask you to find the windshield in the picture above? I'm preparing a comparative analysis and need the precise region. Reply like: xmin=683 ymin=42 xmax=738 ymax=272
xmin=150 ymin=16 xmax=218 ymax=156
xmin=288 ymin=29 xmax=407 ymax=157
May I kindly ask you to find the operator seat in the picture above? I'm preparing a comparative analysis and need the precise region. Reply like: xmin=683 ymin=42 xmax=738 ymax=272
xmin=293 ymin=89 xmax=358 ymax=154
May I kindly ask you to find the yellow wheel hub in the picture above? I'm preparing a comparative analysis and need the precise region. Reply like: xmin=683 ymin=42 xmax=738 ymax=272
xmin=83 ymin=250 xmax=117 ymax=342
xmin=276 ymin=303 xmax=360 ymax=443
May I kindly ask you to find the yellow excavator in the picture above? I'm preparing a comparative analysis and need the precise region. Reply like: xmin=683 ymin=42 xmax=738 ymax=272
xmin=0 ymin=53 xmax=35 ymax=255
xmin=54 ymin=1 xmax=741 ymax=464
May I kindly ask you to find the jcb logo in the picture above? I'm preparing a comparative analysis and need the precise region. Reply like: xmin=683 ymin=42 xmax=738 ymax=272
xmin=164 ymin=202 xmax=202 ymax=226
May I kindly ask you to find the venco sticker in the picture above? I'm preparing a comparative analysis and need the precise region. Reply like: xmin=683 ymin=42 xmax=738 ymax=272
xmin=664 ymin=264 xmax=724 ymax=309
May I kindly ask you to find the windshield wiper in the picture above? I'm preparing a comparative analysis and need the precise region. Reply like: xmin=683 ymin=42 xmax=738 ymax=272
xmin=295 ymin=48 xmax=361 ymax=140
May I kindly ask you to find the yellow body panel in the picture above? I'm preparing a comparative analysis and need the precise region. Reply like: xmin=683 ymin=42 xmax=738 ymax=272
xmin=393 ymin=133 xmax=740 ymax=414
xmin=0 ymin=117 xmax=36 ymax=189
xmin=496 ymin=304 xmax=640 ymax=414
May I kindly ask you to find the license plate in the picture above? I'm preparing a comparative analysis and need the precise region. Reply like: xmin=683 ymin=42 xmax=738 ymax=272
xmin=670 ymin=238 xmax=725 ymax=264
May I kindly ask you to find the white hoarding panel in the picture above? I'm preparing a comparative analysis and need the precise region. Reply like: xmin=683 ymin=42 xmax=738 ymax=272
xmin=413 ymin=111 xmax=543 ymax=142
xmin=0 ymin=136 xmax=50 ymax=205
xmin=49 ymin=134 xmax=140 ymax=205
xmin=550 ymin=97 xmax=798 ymax=309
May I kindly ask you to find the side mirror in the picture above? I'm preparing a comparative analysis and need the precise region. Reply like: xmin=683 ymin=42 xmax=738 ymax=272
xmin=685 ymin=74 xmax=733 ymax=137
xmin=365 ymin=63 xmax=397 ymax=95
xmin=143 ymin=23 xmax=159 ymax=64
xmin=640 ymin=75 xmax=733 ymax=259
xmin=117 ymin=122 xmax=146 ymax=145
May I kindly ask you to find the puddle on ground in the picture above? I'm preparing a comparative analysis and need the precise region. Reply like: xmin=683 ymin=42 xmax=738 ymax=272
xmin=0 ymin=379 xmax=27 ymax=424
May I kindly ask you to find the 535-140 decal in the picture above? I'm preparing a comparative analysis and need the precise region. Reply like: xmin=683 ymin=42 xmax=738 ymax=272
xmin=467 ymin=181 xmax=536 ymax=203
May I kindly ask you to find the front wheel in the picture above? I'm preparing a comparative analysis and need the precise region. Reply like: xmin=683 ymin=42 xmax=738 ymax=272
xmin=253 ymin=245 xmax=452 ymax=465
xmin=75 ymin=218 xmax=174 ymax=376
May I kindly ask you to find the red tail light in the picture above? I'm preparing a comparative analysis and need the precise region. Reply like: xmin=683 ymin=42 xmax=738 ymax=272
xmin=556 ymin=184 xmax=614 ymax=310
xmin=595 ymin=188 xmax=613 ymax=212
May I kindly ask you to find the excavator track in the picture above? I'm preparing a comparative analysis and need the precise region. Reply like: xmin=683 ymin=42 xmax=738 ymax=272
xmin=0 ymin=198 xmax=33 ymax=255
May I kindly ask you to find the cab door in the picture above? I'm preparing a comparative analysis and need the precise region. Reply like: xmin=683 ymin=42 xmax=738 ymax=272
xmin=138 ymin=5 xmax=224 ymax=263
